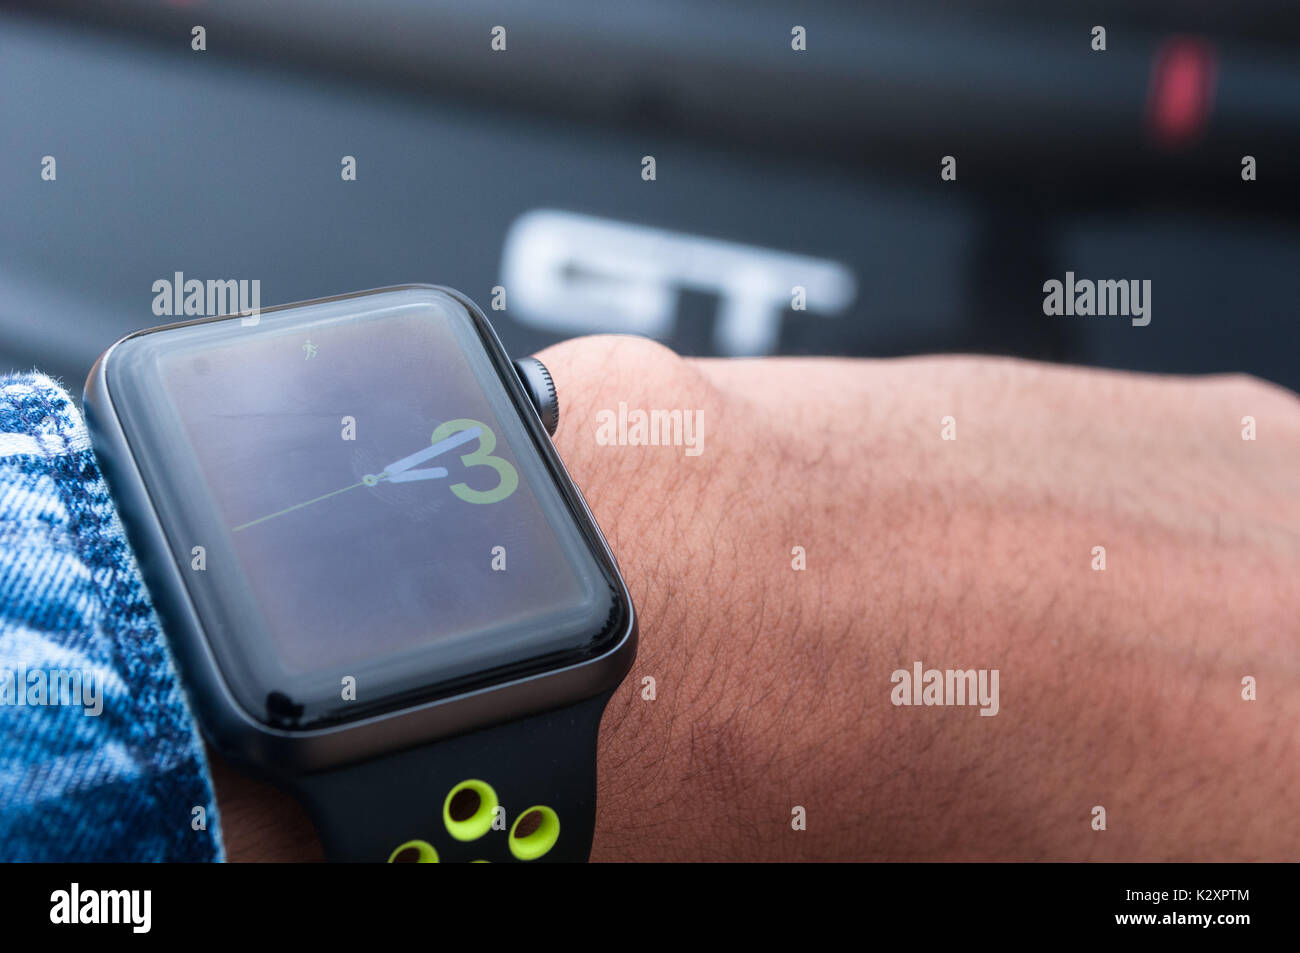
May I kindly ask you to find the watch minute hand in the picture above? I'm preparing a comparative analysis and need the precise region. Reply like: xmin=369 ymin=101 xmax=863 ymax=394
xmin=381 ymin=425 xmax=482 ymax=479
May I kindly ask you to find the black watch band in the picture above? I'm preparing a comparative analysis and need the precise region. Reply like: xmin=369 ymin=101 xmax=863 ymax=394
xmin=291 ymin=690 xmax=613 ymax=863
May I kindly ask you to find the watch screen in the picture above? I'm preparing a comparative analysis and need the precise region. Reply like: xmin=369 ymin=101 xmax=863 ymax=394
xmin=105 ymin=287 xmax=625 ymax=729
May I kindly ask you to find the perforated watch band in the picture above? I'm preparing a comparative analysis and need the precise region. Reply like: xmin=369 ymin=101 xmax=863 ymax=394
xmin=291 ymin=690 xmax=612 ymax=863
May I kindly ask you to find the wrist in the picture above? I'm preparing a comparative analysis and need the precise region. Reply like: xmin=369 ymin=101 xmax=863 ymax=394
xmin=539 ymin=336 xmax=855 ymax=859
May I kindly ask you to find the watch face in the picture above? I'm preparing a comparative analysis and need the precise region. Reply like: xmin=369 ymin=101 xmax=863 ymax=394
xmin=103 ymin=287 xmax=627 ymax=729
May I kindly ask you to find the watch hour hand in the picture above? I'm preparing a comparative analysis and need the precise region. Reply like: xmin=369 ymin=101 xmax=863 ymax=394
xmin=385 ymin=466 xmax=449 ymax=483
xmin=376 ymin=425 xmax=482 ymax=483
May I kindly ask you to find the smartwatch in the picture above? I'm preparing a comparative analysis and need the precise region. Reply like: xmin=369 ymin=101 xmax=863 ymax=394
xmin=83 ymin=285 xmax=636 ymax=862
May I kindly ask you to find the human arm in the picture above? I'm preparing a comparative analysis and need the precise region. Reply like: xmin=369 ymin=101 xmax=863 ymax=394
xmin=212 ymin=334 xmax=1300 ymax=860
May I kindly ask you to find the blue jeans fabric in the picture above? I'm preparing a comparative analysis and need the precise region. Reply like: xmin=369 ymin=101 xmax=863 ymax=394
xmin=0 ymin=373 xmax=222 ymax=861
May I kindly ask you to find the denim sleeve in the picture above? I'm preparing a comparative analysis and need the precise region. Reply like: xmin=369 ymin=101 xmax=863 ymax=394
xmin=0 ymin=373 xmax=222 ymax=861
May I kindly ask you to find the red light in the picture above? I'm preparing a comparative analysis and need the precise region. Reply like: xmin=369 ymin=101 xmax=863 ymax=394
xmin=1147 ymin=37 xmax=1216 ymax=149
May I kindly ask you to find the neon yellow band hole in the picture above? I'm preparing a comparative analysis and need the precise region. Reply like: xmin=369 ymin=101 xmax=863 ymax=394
xmin=388 ymin=839 xmax=439 ymax=863
xmin=508 ymin=805 xmax=560 ymax=861
xmin=443 ymin=779 xmax=499 ymax=842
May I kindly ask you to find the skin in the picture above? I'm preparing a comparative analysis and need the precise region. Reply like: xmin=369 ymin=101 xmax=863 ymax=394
xmin=213 ymin=335 xmax=1300 ymax=861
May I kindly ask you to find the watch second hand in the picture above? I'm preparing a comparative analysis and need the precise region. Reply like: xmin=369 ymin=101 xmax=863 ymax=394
xmin=231 ymin=427 xmax=481 ymax=533
xmin=231 ymin=479 xmax=371 ymax=533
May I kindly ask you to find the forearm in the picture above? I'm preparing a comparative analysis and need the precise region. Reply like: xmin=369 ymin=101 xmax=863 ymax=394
xmin=549 ymin=341 xmax=1300 ymax=861
xmin=215 ymin=338 xmax=1300 ymax=861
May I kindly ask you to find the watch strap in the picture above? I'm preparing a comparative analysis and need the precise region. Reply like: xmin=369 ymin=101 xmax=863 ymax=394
xmin=291 ymin=690 xmax=612 ymax=863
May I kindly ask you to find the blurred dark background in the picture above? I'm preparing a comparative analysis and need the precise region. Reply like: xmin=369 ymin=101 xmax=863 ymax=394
xmin=2 ymin=0 xmax=1298 ymax=393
